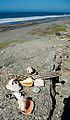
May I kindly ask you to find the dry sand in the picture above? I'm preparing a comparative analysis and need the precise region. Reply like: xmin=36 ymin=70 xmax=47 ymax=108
xmin=0 ymin=18 xmax=70 ymax=120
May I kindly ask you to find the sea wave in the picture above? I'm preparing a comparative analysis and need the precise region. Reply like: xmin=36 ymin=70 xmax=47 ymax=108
xmin=0 ymin=14 xmax=70 ymax=24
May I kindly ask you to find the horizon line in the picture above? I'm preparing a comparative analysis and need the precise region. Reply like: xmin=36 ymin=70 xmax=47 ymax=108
xmin=0 ymin=10 xmax=70 ymax=13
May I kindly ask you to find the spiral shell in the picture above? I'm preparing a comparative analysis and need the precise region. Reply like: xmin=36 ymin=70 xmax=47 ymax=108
xmin=18 ymin=97 xmax=34 ymax=114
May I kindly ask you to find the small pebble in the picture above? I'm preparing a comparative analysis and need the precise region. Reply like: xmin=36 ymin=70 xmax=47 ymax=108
xmin=32 ymin=87 xmax=40 ymax=93
xmin=0 ymin=51 xmax=3 ymax=53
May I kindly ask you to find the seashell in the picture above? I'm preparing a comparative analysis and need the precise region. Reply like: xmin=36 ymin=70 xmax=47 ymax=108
xmin=20 ymin=77 xmax=34 ymax=87
xmin=18 ymin=96 xmax=26 ymax=111
xmin=34 ymin=78 xmax=44 ymax=87
xmin=6 ymin=79 xmax=21 ymax=91
xmin=13 ymin=91 xmax=22 ymax=100
xmin=27 ymin=66 xmax=38 ymax=75
xmin=55 ymin=83 xmax=62 ymax=86
xmin=13 ymin=91 xmax=34 ymax=114
xmin=18 ymin=97 xmax=34 ymax=115
xmin=27 ymin=66 xmax=34 ymax=74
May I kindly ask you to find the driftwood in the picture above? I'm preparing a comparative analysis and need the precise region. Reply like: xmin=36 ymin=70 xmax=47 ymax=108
xmin=7 ymin=71 xmax=60 ymax=81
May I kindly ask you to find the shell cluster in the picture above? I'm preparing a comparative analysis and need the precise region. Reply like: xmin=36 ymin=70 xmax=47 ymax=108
xmin=6 ymin=66 xmax=44 ymax=115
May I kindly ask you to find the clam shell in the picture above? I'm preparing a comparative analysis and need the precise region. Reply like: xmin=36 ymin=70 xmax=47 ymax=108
xmin=20 ymin=77 xmax=33 ymax=87
xmin=6 ymin=79 xmax=21 ymax=91
xmin=34 ymin=78 xmax=44 ymax=87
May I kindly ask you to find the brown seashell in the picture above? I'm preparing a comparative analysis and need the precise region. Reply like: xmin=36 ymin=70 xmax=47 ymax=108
xmin=18 ymin=97 xmax=34 ymax=115
xmin=20 ymin=77 xmax=34 ymax=87
xmin=22 ymin=99 xmax=34 ymax=115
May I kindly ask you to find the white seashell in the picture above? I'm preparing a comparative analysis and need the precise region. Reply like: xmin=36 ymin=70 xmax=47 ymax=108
xmin=34 ymin=78 xmax=44 ymax=87
xmin=13 ymin=92 xmax=26 ymax=111
xmin=18 ymin=97 xmax=26 ymax=111
xmin=13 ymin=91 xmax=22 ymax=100
xmin=6 ymin=79 xmax=21 ymax=91
xmin=27 ymin=66 xmax=34 ymax=74
xmin=56 ymin=83 xmax=62 ymax=86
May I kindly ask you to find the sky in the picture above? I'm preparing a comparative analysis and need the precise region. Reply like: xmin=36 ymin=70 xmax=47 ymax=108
xmin=0 ymin=0 xmax=70 ymax=12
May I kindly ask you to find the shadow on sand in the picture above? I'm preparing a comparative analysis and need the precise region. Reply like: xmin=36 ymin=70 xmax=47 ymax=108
xmin=61 ymin=96 xmax=70 ymax=120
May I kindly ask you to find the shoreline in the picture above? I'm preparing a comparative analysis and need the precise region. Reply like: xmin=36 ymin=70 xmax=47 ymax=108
xmin=0 ymin=17 xmax=70 ymax=33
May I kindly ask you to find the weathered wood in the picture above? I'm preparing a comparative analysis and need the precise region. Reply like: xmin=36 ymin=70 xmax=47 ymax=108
xmin=7 ymin=71 xmax=60 ymax=81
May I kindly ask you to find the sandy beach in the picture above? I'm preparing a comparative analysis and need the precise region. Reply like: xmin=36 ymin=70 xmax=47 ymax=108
xmin=0 ymin=18 xmax=70 ymax=120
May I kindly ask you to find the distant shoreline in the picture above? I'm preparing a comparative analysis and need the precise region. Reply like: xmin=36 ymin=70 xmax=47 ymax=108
xmin=0 ymin=17 xmax=70 ymax=33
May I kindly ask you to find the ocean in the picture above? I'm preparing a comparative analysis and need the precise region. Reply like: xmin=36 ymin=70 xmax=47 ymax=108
xmin=0 ymin=12 xmax=70 ymax=24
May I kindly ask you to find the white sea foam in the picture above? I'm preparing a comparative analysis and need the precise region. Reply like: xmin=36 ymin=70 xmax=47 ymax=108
xmin=0 ymin=14 xmax=70 ymax=24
